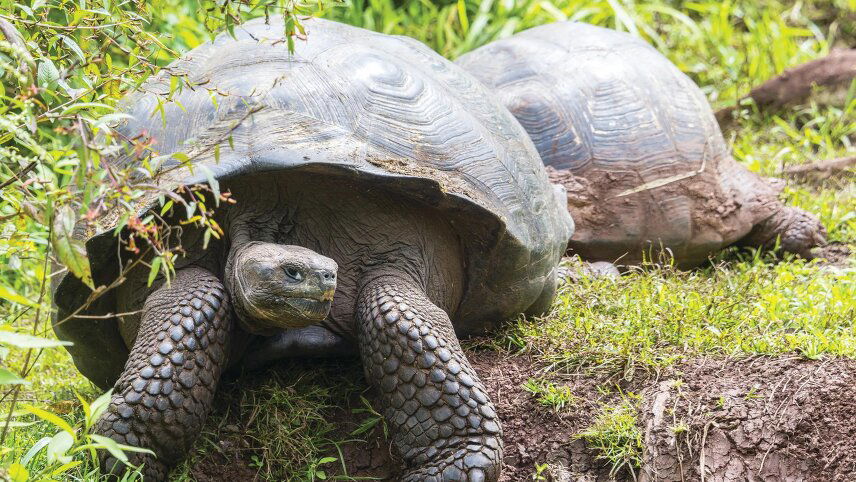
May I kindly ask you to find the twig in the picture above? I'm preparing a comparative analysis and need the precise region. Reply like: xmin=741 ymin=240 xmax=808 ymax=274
xmin=699 ymin=420 xmax=715 ymax=482
xmin=716 ymin=49 xmax=856 ymax=125
xmin=0 ymin=161 xmax=37 ymax=190
xmin=71 ymin=310 xmax=143 ymax=319
xmin=0 ymin=14 xmax=132 ymax=31
xmin=781 ymin=156 xmax=856 ymax=179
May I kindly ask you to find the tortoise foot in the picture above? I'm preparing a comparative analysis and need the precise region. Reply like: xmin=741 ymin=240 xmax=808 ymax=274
xmin=400 ymin=435 xmax=502 ymax=482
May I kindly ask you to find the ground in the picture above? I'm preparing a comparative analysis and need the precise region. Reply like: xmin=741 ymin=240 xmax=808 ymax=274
xmin=1 ymin=0 xmax=855 ymax=480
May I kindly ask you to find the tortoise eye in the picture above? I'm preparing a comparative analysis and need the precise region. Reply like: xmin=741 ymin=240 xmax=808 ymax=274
xmin=284 ymin=267 xmax=303 ymax=282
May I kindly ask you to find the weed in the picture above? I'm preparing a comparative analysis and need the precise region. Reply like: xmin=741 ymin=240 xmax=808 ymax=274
xmin=577 ymin=397 xmax=644 ymax=477
xmin=522 ymin=378 xmax=580 ymax=413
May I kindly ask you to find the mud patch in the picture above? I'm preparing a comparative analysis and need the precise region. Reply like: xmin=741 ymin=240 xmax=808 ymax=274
xmin=366 ymin=155 xmax=483 ymax=201
xmin=639 ymin=357 xmax=856 ymax=482
xmin=189 ymin=438 xmax=259 ymax=482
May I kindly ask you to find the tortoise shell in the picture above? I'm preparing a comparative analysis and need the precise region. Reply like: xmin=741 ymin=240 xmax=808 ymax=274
xmin=457 ymin=22 xmax=780 ymax=267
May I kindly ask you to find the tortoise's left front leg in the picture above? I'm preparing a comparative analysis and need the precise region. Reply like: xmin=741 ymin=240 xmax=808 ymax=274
xmin=94 ymin=267 xmax=232 ymax=480
xmin=357 ymin=275 xmax=502 ymax=482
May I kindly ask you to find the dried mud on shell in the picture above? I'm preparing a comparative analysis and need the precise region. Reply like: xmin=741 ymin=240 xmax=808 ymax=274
xmin=190 ymin=353 xmax=855 ymax=481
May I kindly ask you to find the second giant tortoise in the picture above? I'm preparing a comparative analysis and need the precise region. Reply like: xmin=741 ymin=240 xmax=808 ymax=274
xmin=53 ymin=17 xmax=573 ymax=481
xmin=457 ymin=22 xmax=826 ymax=268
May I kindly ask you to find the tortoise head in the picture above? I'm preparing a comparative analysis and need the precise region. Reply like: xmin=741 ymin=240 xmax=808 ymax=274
xmin=227 ymin=242 xmax=337 ymax=333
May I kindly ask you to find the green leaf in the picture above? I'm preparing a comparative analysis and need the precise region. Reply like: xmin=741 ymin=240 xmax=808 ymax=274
xmin=1 ymin=421 xmax=35 ymax=429
xmin=0 ymin=368 xmax=29 ymax=385
xmin=87 ymin=389 xmax=112 ymax=431
xmin=160 ymin=199 xmax=174 ymax=216
xmin=22 ymin=404 xmax=76 ymax=439
xmin=89 ymin=434 xmax=128 ymax=464
xmin=91 ymin=112 xmax=134 ymax=130
xmin=0 ymin=331 xmax=72 ymax=348
xmin=74 ymin=390 xmax=90 ymax=425
xmin=21 ymin=436 xmax=50 ymax=465
xmin=59 ymin=35 xmax=86 ymax=63
xmin=60 ymin=102 xmax=114 ymax=116
xmin=88 ymin=434 xmax=156 ymax=461
xmin=51 ymin=460 xmax=83 ymax=477
xmin=0 ymin=284 xmax=38 ymax=308
xmin=457 ymin=0 xmax=469 ymax=33
xmin=147 ymin=257 xmax=162 ymax=287
xmin=7 ymin=463 xmax=28 ymax=482
xmin=37 ymin=59 xmax=60 ymax=88
xmin=51 ymin=206 xmax=94 ymax=289
xmin=47 ymin=430 xmax=74 ymax=465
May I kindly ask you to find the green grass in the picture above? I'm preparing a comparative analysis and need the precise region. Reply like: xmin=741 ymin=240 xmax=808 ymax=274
xmin=522 ymin=378 xmax=581 ymax=413
xmin=2 ymin=0 xmax=855 ymax=480
xmin=576 ymin=396 xmax=644 ymax=477
xmin=506 ymin=252 xmax=856 ymax=379
xmin=169 ymin=362 xmax=367 ymax=482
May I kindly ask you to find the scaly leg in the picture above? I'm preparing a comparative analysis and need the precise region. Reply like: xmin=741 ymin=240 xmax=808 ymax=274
xmin=94 ymin=267 xmax=232 ymax=480
xmin=742 ymin=205 xmax=827 ymax=258
xmin=357 ymin=274 xmax=502 ymax=482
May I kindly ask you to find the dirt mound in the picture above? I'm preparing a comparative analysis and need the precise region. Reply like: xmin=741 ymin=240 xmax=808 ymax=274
xmin=812 ymin=241 xmax=853 ymax=268
xmin=640 ymin=356 xmax=856 ymax=482
xmin=188 ymin=354 xmax=856 ymax=481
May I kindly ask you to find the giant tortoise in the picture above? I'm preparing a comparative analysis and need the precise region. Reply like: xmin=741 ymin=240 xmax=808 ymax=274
xmin=52 ymin=17 xmax=573 ymax=481
xmin=456 ymin=22 xmax=826 ymax=268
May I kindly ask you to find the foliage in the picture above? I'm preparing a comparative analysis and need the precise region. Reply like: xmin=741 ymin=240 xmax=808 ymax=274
xmin=0 ymin=0 xmax=333 ymax=478
xmin=3 ymin=389 xmax=151 ymax=480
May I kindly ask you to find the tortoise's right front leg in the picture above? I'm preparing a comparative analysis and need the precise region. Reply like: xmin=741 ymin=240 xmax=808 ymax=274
xmin=357 ymin=275 xmax=502 ymax=481
xmin=94 ymin=267 xmax=232 ymax=480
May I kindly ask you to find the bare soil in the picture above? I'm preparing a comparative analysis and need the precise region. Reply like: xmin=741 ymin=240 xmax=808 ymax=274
xmin=813 ymin=241 xmax=853 ymax=268
xmin=189 ymin=353 xmax=856 ymax=481
xmin=640 ymin=356 xmax=856 ymax=482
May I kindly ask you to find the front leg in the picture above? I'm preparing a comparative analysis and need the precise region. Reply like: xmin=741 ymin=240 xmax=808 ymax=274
xmin=357 ymin=275 xmax=502 ymax=481
xmin=94 ymin=267 xmax=232 ymax=480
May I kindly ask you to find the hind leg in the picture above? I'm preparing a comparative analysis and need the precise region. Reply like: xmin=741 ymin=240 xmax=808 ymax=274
xmin=94 ymin=267 xmax=232 ymax=480
xmin=743 ymin=205 xmax=827 ymax=258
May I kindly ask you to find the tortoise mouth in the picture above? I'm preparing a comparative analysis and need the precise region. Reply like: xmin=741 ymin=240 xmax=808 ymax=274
xmin=285 ymin=297 xmax=332 ymax=321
